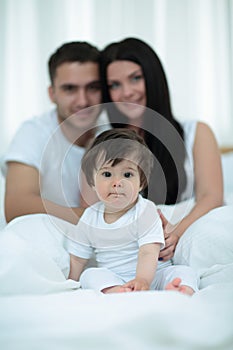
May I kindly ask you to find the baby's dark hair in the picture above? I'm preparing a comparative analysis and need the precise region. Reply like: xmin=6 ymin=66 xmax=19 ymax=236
xmin=81 ymin=128 xmax=154 ymax=189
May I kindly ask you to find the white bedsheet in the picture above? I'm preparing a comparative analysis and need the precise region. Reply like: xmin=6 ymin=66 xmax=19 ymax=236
xmin=0 ymin=283 xmax=233 ymax=350
xmin=0 ymin=152 xmax=233 ymax=349
xmin=0 ymin=206 xmax=233 ymax=349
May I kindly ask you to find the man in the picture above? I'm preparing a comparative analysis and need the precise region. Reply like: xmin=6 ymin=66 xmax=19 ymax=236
xmin=1 ymin=41 xmax=109 ymax=224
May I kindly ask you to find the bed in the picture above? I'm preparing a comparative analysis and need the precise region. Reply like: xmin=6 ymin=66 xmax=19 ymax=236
xmin=0 ymin=149 xmax=233 ymax=350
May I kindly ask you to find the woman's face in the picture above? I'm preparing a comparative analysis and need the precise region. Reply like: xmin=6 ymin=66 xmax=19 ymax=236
xmin=107 ymin=61 xmax=146 ymax=124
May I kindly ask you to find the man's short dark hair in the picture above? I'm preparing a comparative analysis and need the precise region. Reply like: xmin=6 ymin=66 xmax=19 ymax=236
xmin=48 ymin=41 xmax=100 ymax=84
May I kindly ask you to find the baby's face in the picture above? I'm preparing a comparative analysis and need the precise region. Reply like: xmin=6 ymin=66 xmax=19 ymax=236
xmin=93 ymin=159 xmax=142 ymax=212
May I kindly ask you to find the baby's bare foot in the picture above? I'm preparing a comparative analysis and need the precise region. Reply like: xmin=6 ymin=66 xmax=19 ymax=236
xmin=102 ymin=285 xmax=133 ymax=294
xmin=165 ymin=277 xmax=182 ymax=291
xmin=179 ymin=285 xmax=194 ymax=296
xmin=165 ymin=278 xmax=194 ymax=296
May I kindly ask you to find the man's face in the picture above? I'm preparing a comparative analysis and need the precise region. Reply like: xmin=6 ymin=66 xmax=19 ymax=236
xmin=48 ymin=61 xmax=102 ymax=131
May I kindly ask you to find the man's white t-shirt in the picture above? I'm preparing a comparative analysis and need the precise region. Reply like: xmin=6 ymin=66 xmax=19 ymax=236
xmin=1 ymin=108 xmax=110 ymax=207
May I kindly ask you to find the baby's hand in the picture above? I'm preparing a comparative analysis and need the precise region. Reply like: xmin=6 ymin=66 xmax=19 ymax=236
xmin=123 ymin=278 xmax=149 ymax=291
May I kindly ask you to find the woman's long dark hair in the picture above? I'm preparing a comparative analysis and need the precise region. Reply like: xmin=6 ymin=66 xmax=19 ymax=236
xmin=100 ymin=37 xmax=187 ymax=205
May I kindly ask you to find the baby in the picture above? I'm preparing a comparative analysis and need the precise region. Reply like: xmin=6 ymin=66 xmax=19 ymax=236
xmin=67 ymin=128 xmax=199 ymax=295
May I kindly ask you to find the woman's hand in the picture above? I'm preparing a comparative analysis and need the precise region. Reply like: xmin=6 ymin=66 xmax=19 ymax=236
xmin=158 ymin=211 xmax=180 ymax=261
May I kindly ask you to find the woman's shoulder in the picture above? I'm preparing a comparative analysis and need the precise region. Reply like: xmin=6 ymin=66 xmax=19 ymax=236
xmin=195 ymin=121 xmax=215 ymax=134
xmin=194 ymin=121 xmax=218 ymax=149
xmin=181 ymin=120 xmax=212 ymax=138
xmin=181 ymin=120 xmax=217 ymax=154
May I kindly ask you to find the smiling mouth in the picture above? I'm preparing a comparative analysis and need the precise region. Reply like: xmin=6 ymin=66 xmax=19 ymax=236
xmin=123 ymin=101 xmax=142 ymax=106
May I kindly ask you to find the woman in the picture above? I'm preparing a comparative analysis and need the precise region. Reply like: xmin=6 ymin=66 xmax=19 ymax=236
xmin=100 ymin=37 xmax=223 ymax=261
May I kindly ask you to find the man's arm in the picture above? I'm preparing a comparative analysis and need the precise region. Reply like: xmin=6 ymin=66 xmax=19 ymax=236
xmin=79 ymin=170 xmax=99 ymax=208
xmin=5 ymin=162 xmax=84 ymax=224
xmin=69 ymin=254 xmax=88 ymax=281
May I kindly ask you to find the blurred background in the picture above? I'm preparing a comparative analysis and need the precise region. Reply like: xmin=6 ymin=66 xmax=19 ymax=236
xmin=0 ymin=0 xmax=233 ymax=154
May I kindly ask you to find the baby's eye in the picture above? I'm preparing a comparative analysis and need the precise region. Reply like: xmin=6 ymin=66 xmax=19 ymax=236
xmin=124 ymin=172 xmax=133 ymax=178
xmin=102 ymin=171 xmax=112 ymax=177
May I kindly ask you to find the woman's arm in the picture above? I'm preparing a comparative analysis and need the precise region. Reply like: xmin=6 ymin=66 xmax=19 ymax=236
xmin=159 ymin=122 xmax=224 ymax=261
xmin=123 ymin=243 xmax=161 ymax=291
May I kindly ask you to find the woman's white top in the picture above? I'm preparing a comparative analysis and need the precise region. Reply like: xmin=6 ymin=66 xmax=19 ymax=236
xmin=181 ymin=120 xmax=197 ymax=200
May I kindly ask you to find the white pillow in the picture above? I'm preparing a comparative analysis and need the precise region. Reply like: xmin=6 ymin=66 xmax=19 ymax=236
xmin=173 ymin=205 xmax=233 ymax=288
xmin=2 ymin=213 xmax=72 ymax=277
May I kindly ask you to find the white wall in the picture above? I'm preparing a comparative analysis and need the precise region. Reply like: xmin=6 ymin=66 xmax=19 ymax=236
xmin=0 ymin=0 xmax=232 ymax=154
